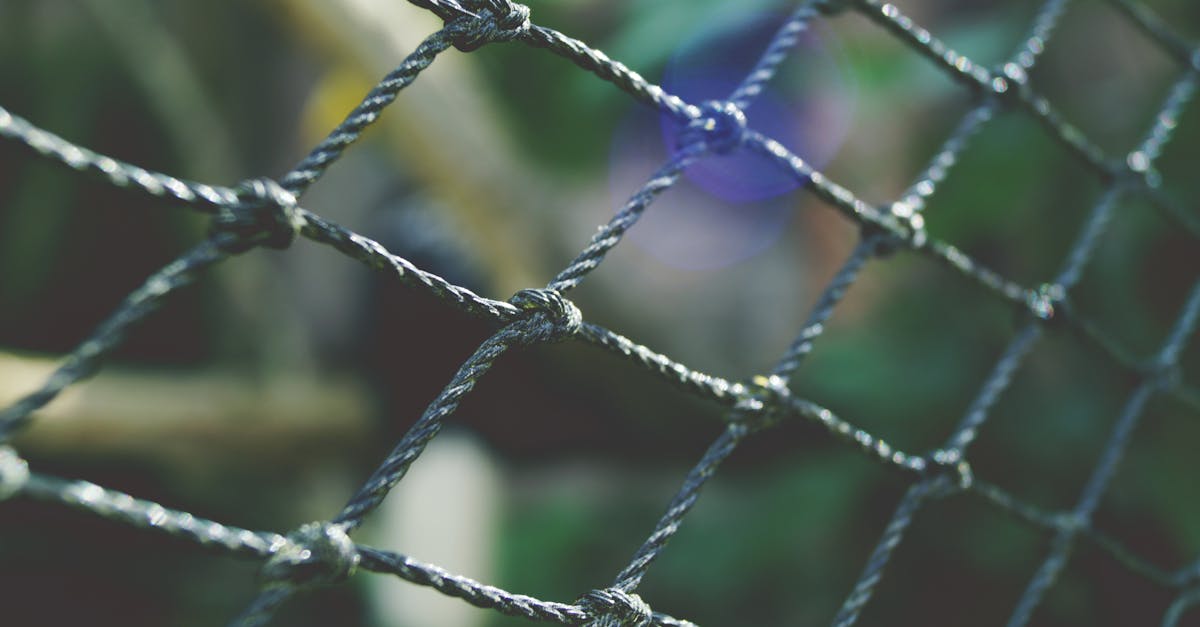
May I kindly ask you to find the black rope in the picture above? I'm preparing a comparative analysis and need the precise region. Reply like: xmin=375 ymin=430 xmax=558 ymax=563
xmin=0 ymin=0 xmax=1197 ymax=625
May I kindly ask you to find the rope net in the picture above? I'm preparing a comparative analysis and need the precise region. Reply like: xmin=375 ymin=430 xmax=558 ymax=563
xmin=1 ymin=0 xmax=1199 ymax=624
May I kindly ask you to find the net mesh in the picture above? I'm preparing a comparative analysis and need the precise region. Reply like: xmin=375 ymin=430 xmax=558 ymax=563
xmin=1 ymin=0 xmax=1199 ymax=624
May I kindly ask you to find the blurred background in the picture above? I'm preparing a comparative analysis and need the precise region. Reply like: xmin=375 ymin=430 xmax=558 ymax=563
xmin=1 ymin=0 xmax=1199 ymax=625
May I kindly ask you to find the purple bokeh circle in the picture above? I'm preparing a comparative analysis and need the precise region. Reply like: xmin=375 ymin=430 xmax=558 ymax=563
xmin=607 ymin=11 xmax=855 ymax=271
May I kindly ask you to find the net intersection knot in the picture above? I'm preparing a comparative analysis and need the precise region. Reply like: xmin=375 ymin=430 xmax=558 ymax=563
xmin=993 ymin=61 xmax=1032 ymax=101
xmin=211 ymin=177 xmax=306 ymax=253
xmin=1024 ymin=282 xmax=1067 ymax=324
xmin=0 ymin=446 xmax=30 ymax=501
xmin=577 ymin=588 xmax=654 ymax=627
xmin=259 ymin=521 xmax=360 ymax=587
xmin=1144 ymin=357 xmax=1183 ymax=393
xmin=1124 ymin=149 xmax=1164 ymax=189
xmin=732 ymin=373 xmax=792 ymax=432
xmin=677 ymin=100 xmax=748 ymax=155
xmin=508 ymin=288 xmax=583 ymax=344
xmin=438 ymin=0 xmax=532 ymax=53
xmin=920 ymin=448 xmax=974 ymax=495
xmin=868 ymin=199 xmax=928 ymax=257
xmin=1176 ymin=562 xmax=1200 ymax=588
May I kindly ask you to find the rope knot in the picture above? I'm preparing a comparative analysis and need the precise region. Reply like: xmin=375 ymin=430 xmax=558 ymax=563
xmin=868 ymin=199 xmax=927 ymax=256
xmin=1054 ymin=511 xmax=1087 ymax=532
xmin=1145 ymin=358 xmax=1182 ymax=392
xmin=0 ymin=446 xmax=30 ymax=501
xmin=733 ymin=374 xmax=791 ymax=431
xmin=509 ymin=288 xmax=582 ymax=343
xmin=446 ymin=0 xmax=532 ymax=52
xmin=213 ymin=178 xmax=305 ymax=252
xmin=921 ymin=448 xmax=974 ymax=495
xmin=260 ymin=521 xmax=359 ymax=587
xmin=1024 ymin=282 xmax=1067 ymax=323
xmin=678 ymin=100 xmax=748 ymax=155
xmin=889 ymin=199 xmax=927 ymax=247
xmin=577 ymin=588 xmax=653 ymax=627
xmin=1125 ymin=150 xmax=1163 ymax=189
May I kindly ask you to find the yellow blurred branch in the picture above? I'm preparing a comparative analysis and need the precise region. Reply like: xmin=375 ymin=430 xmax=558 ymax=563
xmin=275 ymin=0 xmax=556 ymax=293
xmin=2 ymin=352 xmax=372 ymax=467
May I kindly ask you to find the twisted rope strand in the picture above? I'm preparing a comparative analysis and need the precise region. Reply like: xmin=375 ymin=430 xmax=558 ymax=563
xmin=0 ymin=0 xmax=1197 ymax=625
xmin=1009 ymin=279 xmax=1200 ymax=626
xmin=727 ymin=0 xmax=826 ymax=110
xmin=0 ymin=235 xmax=236 ymax=440
xmin=0 ymin=105 xmax=237 ymax=210
xmin=280 ymin=27 xmax=459 ymax=196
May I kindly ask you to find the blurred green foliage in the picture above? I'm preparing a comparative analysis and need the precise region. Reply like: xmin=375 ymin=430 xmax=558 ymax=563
xmin=1 ymin=0 xmax=1198 ymax=626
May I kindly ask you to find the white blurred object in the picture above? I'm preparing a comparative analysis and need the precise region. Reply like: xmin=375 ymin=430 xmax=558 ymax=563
xmin=364 ymin=430 xmax=503 ymax=627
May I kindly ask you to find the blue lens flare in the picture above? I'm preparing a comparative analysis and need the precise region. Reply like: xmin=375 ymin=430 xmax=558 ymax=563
xmin=607 ymin=10 xmax=854 ymax=271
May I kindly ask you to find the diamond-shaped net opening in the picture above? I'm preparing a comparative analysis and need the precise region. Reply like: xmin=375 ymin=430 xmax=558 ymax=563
xmin=1 ymin=0 xmax=1198 ymax=625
